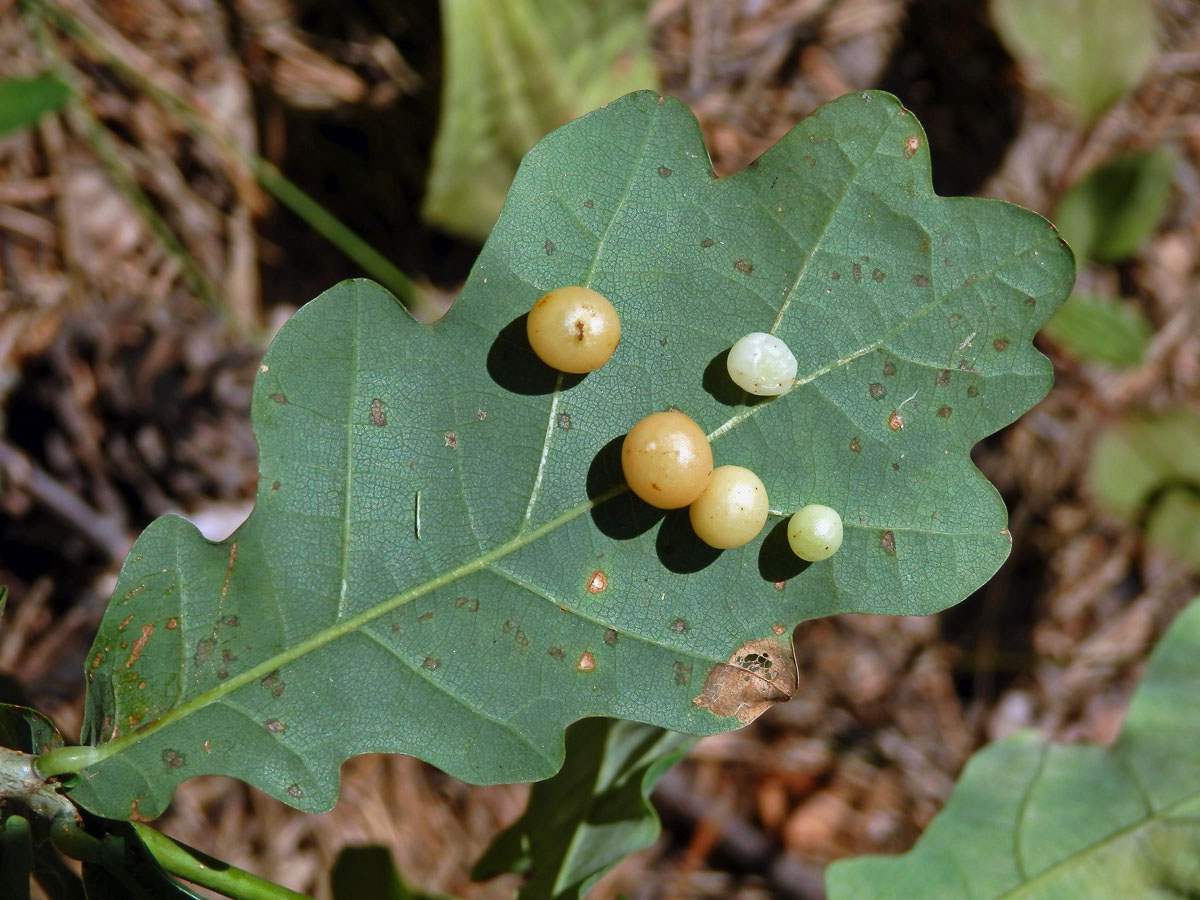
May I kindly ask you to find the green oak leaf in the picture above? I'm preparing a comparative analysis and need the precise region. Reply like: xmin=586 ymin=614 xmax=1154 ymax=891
xmin=0 ymin=74 xmax=70 ymax=138
xmin=423 ymin=0 xmax=657 ymax=240
xmin=1040 ymin=292 xmax=1152 ymax=368
xmin=1054 ymin=150 xmax=1175 ymax=264
xmin=1090 ymin=409 xmax=1200 ymax=572
xmin=54 ymin=90 xmax=1072 ymax=820
xmin=990 ymin=0 xmax=1157 ymax=122
xmin=0 ymin=703 xmax=64 ymax=755
xmin=331 ymin=845 xmax=459 ymax=900
xmin=472 ymin=719 xmax=694 ymax=899
xmin=825 ymin=596 xmax=1200 ymax=898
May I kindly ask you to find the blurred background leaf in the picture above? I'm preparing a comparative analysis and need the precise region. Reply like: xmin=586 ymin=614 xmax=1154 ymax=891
xmin=331 ymin=845 xmax=459 ymax=900
xmin=1090 ymin=409 xmax=1200 ymax=571
xmin=0 ymin=73 xmax=70 ymax=137
xmin=1054 ymin=149 xmax=1175 ymax=263
xmin=422 ymin=0 xmax=658 ymax=241
xmin=825 ymin=595 xmax=1200 ymax=898
xmin=1040 ymin=292 xmax=1152 ymax=368
xmin=472 ymin=720 xmax=694 ymax=900
xmin=990 ymin=0 xmax=1157 ymax=121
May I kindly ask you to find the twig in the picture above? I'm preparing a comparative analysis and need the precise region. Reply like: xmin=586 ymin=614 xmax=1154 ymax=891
xmin=131 ymin=824 xmax=315 ymax=900
xmin=0 ymin=441 xmax=129 ymax=562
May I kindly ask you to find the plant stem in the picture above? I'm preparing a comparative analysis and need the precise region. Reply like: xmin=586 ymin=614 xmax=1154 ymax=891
xmin=25 ymin=0 xmax=434 ymax=319
xmin=132 ymin=823 xmax=315 ymax=900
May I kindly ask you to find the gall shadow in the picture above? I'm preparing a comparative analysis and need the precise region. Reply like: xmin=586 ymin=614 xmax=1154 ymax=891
xmin=656 ymin=509 xmax=721 ymax=574
xmin=702 ymin=349 xmax=771 ymax=408
xmin=587 ymin=435 xmax=663 ymax=539
xmin=758 ymin=519 xmax=810 ymax=583
xmin=487 ymin=314 xmax=585 ymax=396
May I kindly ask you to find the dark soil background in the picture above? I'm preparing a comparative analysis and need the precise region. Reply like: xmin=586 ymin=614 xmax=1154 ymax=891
xmin=1 ymin=0 xmax=1198 ymax=897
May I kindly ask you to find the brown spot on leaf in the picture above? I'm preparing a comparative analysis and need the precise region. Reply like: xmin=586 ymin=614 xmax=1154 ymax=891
xmin=967 ymin=385 xmax=979 ymax=397
xmin=938 ymin=406 xmax=953 ymax=418
xmin=577 ymin=651 xmax=596 ymax=672
xmin=869 ymin=383 xmax=886 ymax=399
xmin=904 ymin=135 xmax=920 ymax=157
xmin=912 ymin=274 xmax=929 ymax=287
xmin=772 ymin=623 xmax=786 ymax=636
xmin=477 ymin=409 xmax=487 ymax=421
xmin=587 ymin=570 xmax=608 ymax=594
xmin=658 ymin=165 xmax=672 ymax=177
xmin=194 ymin=638 xmax=215 ymax=666
xmin=888 ymin=411 xmax=904 ymax=431
xmin=444 ymin=431 xmax=458 ymax=449
xmin=773 ymin=580 xmax=786 ymax=590
xmin=264 ymin=719 xmax=287 ymax=734
xmin=204 ymin=740 xmax=212 ymax=753
xmin=831 ymin=270 xmax=841 ymax=280
xmin=119 ymin=614 xmax=135 ymax=631
xmin=423 ymin=657 xmax=440 ymax=670
xmin=515 ymin=631 xmax=529 ymax=648
xmin=873 ymin=269 xmax=885 ymax=282
xmin=994 ymin=337 xmax=1009 ymax=351
xmin=604 ymin=628 xmax=618 ymax=645
xmin=455 ymin=597 xmax=479 ymax=612
xmin=853 ymin=262 xmax=862 ymax=282
xmin=287 ymin=783 xmax=303 ymax=799
xmin=548 ymin=647 xmax=565 ymax=659
xmin=672 ymin=618 xmax=688 ymax=633
xmin=701 ymin=237 xmax=714 ymax=248
xmin=163 ymin=749 xmax=185 ymax=771
xmin=849 ymin=437 xmax=862 ymax=453
xmin=734 ymin=260 xmax=753 ymax=274
xmin=370 ymin=398 xmax=386 ymax=427
xmin=583 ymin=199 xmax=594 ymax=208
xmin=270 ymin=393 xmax=287 ymax=404
xmin=261 ymin=671 xmax=286 ymax=698
xmin=418 ymin=612 xmax=433 ymax=624
xmin=558 ymin=413 xmax=571 ymax=431
xmin=545 ymin=240 xmax=555 ymax=255
xmin=271 ymin=481 xmax=281 ymax=492
xmin=166 ymin=618 xmax=178 ymax=630
xmin=881 ymin=531 xmax=896 ymax=555
xmin=692 ymin=638 xmax=797 ymax=725
xmin=125 ymin=623 xmax=154 ymax=669
xmin=936 ymin=370 xmax=951 ymax=386
xmin=883 ymin=361 xmax=896 ymax=376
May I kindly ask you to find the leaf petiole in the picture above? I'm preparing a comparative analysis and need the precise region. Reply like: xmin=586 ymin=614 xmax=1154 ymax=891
xmin=34 ymin=744 xmax=104 ymax=778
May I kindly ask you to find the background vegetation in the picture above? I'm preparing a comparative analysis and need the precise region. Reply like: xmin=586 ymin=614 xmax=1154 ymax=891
xmin=0 ymin=0 xmax=1197 ymax=897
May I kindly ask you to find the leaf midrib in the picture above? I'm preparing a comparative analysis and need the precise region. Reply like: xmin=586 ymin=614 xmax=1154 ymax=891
xmin=79 ymin=483 xmax=628 ymax=770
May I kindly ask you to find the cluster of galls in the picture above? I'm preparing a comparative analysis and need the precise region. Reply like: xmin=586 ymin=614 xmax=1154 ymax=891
xmin=527 ymin=286 xmax=843 ymax=561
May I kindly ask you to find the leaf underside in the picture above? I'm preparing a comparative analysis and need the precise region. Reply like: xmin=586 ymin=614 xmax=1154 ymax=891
xmin=69 ymin=90 xmax=1073 ymax=820
xmin=825 ymin=597 xmax=1200 ymax=899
